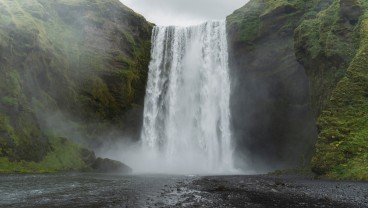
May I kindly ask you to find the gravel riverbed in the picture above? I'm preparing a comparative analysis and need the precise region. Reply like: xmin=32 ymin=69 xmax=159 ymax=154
xmin=1 ymin=173 xmax=367 ymax=207
xmin=159 ymin=175 xmax=368 ymax=208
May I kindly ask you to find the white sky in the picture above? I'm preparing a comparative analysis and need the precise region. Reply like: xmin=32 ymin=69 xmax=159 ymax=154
xmin=119 ymin=0 xmax=249 ymax=26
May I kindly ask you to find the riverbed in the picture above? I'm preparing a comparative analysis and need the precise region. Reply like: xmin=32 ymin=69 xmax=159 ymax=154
xmin=1 ymin=173 xmax=367 ymax=207
xmin=0 ymin=173 xmax=194 ymax=207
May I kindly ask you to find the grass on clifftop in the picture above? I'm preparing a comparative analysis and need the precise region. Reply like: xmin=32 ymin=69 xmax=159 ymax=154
xmin=226 ymin=0 xmax=263 ymax=43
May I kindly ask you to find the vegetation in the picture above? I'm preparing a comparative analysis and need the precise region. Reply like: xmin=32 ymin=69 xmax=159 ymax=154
xmin=294 ymin=0 xmax=361 ymax=115
xmin=293 ymin=0 xmax=368 ymax=180
xmin=0 ymin=0 xmax=152 ymax=172
xmin=312 ymin=4 xmax=368 ymax=180
xmin=1 ymin=0 xmax=366 ymax=179
xmin=226 ymin=0 xmax=328 ymax=169
xmin=228 ymin=0 xmax=368 ymax=180
xmin=0 ymin=136 xmax=93 ymax=173
xmin=226 ymin=0 xmax=263 ymax=43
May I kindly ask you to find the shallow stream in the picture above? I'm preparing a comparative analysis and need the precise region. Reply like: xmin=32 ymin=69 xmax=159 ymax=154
xmin=0 ymin=173 xmax=195 ymax=208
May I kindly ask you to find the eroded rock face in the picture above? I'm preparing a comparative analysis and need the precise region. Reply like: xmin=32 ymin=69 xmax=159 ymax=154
xmin=0 ymin=0 xmax=152 ymax=172
xmin=227 ymin=0 xmax=319 ymax=171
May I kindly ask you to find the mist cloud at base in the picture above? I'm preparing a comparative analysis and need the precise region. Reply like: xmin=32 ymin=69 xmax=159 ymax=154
xmin=36 ymin=108 xmax=270 ymax=175
xmin=96 ymin=140 xmax=259 ymax=175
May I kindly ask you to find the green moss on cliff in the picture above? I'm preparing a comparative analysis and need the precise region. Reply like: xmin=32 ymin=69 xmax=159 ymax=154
xmin=0 ymin=0 xmax=152 ymax=122
xmin=227 ymin=0 xmax=368 ymax=178
xmin=226 ymin=0 xmax=323 ymax=169
xmin=294 ymin=0 xmax=361 ymax=115
xmin=0 ymin=70 xmax=21 ymax=108
xmin=312 ymin=15 xmax=368 ymax=180
xmin=0 ymin=0 xmax=152 ymax=172
xmin=0 ymin=136 xmax=93 ymax=173
xmin=227 ymin=0 xmax=263 ymax=43
xmin=227 ymin=0 xmax=330 ymax=43
xmin=293 ymin=0 xmax=367 ymax=180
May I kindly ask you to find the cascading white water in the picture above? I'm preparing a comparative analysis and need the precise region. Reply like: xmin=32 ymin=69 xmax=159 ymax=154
xmin=140 ymin=20 xmax=234 ymax=174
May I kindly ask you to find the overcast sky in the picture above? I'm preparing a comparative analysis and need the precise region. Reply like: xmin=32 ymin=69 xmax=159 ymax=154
xmin=119 ymin=0 xmax=249 ymax=26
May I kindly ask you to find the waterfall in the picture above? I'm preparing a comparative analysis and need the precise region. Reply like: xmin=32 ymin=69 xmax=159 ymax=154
xmin=141 ymin=20 xmax=234 ymax=174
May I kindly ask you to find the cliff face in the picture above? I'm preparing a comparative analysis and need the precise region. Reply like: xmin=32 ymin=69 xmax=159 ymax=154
xmin=295 ymin=0 xmax=368 ymax=180
xmin=0 ymin=0 xmax=152 ymax=172
xmin=226 ymin=0 xmax=321 ymax=170
xmin=1 ymin=0 xmax=366 ymax=178
xmin=228 ymin=0 xmax=368 ymax=179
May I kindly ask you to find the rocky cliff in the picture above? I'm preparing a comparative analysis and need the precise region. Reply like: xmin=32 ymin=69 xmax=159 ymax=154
xmin=295 ymin=0 xmax=368 ymax=180
xmin=227 ymin=0 xmax=320 ymax=171
xmin=0 ymin=0 xmax=152 ymax=172
xmin=1 ymin=0 xmax=366 ymax=178
xmin=228 ymin=0 xmax=368 ymax=180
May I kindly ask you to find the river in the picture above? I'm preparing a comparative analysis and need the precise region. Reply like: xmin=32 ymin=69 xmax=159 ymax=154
xmin=0 ymin=173 xmax=195 ymax=208
xmin=1 ymin=173 xmax=367 ymax=207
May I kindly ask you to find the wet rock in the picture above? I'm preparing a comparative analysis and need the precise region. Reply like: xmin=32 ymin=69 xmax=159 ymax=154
xmin=226 ymin=0 xmax=317 ymax=170
xmin=79 ymin=148 xmax=96 ymax=166
xmin=92 ymin=158 xmax=132 ymax=174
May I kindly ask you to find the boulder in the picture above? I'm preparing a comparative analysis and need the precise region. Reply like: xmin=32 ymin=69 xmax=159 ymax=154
xmin=92 ymin=158 xmax=132 ymax=174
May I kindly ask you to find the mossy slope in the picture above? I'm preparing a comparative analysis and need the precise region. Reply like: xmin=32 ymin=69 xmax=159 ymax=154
xmin=226 ymin=0 xmax=327 ymax=170
xmin=0 ymin=0 xmax=152 ymax=172
xmin=294 ymin=0 xmax=361 ymax=116
xmin=295 ymin=0 xmax=368 ymax=180
xmin=228 ymin=0 xmax=368 ymax=180
xmin=0 ymin=137 xmax=95 ymax=173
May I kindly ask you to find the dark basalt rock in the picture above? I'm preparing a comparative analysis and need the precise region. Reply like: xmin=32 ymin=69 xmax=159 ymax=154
xmin=80 ymin=148 xmax=97 ymax=166
xmin=226 ymin=0 xmax=317 ymax=171
xmin=92 ymin=158 xmax=132 ymax=174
